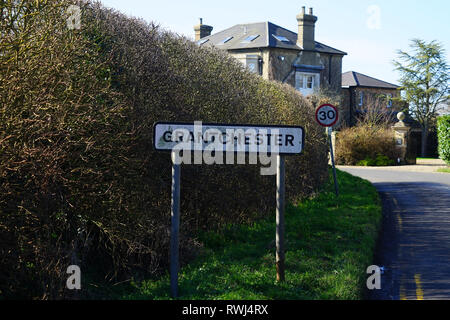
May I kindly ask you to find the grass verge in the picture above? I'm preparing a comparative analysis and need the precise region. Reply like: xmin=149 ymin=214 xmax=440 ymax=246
xmin=102 ymin=169 xmax=382 ymax=300
xmin=437 ymin=167 xmax=450 ymax=173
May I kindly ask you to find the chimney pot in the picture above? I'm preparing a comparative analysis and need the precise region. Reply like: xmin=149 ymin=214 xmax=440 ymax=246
xmin=200 ymin=18 xmax=203 ymax=25
xmin=309 ymin=8 xmax=313 ymax=15
xmin=302 ymin=6 xmax=306 ymax=14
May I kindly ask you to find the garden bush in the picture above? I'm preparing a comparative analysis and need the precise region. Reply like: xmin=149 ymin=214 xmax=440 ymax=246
xmin=0 ymin=0 xmax=328 ymax=298
xmin=335 ymin=125 xmax=400 ymax=166
xmin=437 ymin=115 xmax=450 ymax=164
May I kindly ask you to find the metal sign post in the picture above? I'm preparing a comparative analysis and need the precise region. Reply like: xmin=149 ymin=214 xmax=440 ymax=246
xmin=154 ymin=122 xmax=305 ymax=296
xmin=315 ymin=104 xmax=339 ymax=197
xmin=276 ymin=154 xmax=285 ymax=282
xmin=328 ymin=127 xmax=339 ymax=196
xmin=170 ymin=151 xmax=181 ymax=298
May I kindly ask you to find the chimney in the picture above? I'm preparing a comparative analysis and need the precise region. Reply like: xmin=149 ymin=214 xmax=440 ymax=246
xmin=194 ymin=18 xmax=213 ymax=41
xmin=296 ymin=7 xmax=317 ymax=50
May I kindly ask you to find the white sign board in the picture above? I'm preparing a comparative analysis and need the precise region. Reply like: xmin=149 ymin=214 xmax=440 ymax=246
xmin=153 ymin=122 xmax=304 ymax=155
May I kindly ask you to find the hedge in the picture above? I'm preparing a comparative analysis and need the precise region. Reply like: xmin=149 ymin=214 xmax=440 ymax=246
xmin=0 ymin=0 xmax=328 ymax=298
xmin=437 ymin=115 xmax=450 ymax=164
xmin=335 ymin=125 xmax=400 ymax=166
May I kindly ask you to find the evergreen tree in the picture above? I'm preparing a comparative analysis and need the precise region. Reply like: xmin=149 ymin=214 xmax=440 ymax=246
xmin=393 ymin=39 xmax=449 ymax=157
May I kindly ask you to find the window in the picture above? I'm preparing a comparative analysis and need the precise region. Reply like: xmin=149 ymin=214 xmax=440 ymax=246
xmin=359 ymin=92 xmax=364 ymax=107
xmin=218 ymin=36 xmax=233 ymax=45
xmin=244 ymin=55 xmax=261 ymax=75
xmin=197 ymin=38 xmax=209 ymax=45
xmin=295 ymin=72 xmax=319 ymax=96
xmin=272 ymin=34 xmax=290 ymax=43
xmin=387 ymin=93 xmax=393 ymax=108
xmin=296 ymin=74 xmax=316 ymax=90
xmin=306 ymin=76 xmax=314 ymax=89
xmin=241 ymin=35 xmax=260 ymax=43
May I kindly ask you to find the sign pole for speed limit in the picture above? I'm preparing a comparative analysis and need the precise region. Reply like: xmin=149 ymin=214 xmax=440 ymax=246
xmin=327 ymin=127 xmax=339 ymax=196
xmin=315 ymin=104 xmax=339 ymax=196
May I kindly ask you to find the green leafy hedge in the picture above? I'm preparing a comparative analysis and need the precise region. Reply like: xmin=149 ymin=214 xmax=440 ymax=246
xmin=0 ymin=0 xmax=328 ymax=298
xmin=437 ymin=115 xmax=450 ymax=164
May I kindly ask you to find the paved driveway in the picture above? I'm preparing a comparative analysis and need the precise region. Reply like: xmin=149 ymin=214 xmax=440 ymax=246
xmin=338 ymin=166 xmax=450 ymax=300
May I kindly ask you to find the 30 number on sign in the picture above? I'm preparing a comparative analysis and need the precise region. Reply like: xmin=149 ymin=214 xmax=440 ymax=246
xmin=315 ymin=104 xmax=338 ymax=127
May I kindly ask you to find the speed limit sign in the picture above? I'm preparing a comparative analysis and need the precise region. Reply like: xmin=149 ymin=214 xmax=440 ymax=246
xmin=316 ymin=103 xmax=339 ymax=196
xmin=315 ymin=104 xmax=339 ymax=127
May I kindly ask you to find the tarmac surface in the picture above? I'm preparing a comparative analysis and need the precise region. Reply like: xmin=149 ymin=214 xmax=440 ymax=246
xmin=339 ymin=161 xmax=450 ymax=300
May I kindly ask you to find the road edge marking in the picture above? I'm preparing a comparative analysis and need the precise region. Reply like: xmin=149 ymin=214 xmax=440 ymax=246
xmin=414 ymin=274 xmax=424 ymax=300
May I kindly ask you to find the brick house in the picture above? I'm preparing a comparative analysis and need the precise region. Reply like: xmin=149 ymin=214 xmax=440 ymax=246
xmin=194 ymin=7 xmax=346 ymax=97
xmin=341 ymin=71 xmax=403 ymax=127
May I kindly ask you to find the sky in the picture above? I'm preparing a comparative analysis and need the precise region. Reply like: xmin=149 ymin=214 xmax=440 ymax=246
xmin=98 ymin=0 xmax=450 ymax=85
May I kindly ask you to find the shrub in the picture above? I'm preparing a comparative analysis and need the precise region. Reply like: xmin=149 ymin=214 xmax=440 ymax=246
xmin=0 ymin=0 xmax=328 ymax=298
xmin=437 ymin=115 xmax=450 ymax=164
xmin=355 ymin=94 xmax=398 ymax=128
xmin=335 ymin=125 xmax=400 ymax=165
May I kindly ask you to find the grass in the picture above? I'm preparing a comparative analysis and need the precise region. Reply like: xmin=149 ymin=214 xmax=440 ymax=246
xmin=437 ymin=167 xmax=450 ymax=173
xmin=97 ymin=169 xmax=382 ymax=300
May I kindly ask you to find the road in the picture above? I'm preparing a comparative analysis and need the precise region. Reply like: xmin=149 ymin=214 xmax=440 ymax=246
xmin=338 ymin=166 xmax=450 ymax=300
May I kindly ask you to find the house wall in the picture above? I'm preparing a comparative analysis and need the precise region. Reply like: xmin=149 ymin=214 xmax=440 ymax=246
xmin=228 ymin=48 xmax=344 ymax=97
xmin=228 ymin=50 xmax=266 ymax=76
xmin=342 ymin=86 xmax=402 ymax=126
xmin=319 ymin=54 xmax=343 ymax=93
xmin=353 ymin=87 xmax=401 ymax=111
xmin=267 ymin=48 xmax=299 ymax=85
xmin=341 ymin=87 xmax=352 ymax=127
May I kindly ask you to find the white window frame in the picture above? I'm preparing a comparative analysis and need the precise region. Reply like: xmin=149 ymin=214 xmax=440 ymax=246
xmin=243 ymin=55 xmax=261 ymax=75
xmin=295 ymin=72 xmax=320 ymax=96
xmin=359 ymin=92 xmax=364 ymax=107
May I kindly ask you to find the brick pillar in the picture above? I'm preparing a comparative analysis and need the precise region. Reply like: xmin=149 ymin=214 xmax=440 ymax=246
xmin=392 ymin=112 xmax=416 ymax=164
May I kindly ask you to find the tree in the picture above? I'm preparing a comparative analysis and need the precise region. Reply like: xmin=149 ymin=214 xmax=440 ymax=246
xmin=393 ymin=39 xmax=450 ymax=157
xmin=356 ymin=93 xmax=395 ymax=128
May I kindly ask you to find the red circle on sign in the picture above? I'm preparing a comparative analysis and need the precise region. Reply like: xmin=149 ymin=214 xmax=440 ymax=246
xmin=315 ymin=104 xmax=339 ymax=127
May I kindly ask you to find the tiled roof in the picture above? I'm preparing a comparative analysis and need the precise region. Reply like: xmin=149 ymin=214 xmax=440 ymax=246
xmin=342 ymin=71 xmax=399 ymax=89
xmin=198 ymin=21 xmax=347 ymax=55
